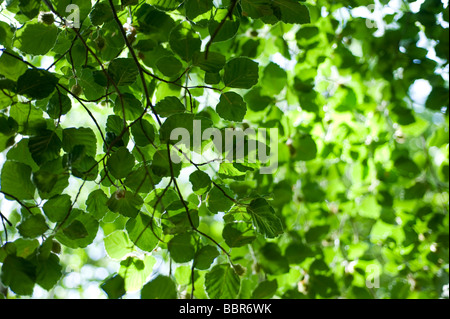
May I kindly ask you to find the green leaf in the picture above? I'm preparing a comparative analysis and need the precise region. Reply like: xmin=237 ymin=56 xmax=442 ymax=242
xmin=169 ymin=22 xmax=202 ymax=62
xmin=247 ymin=198 xmax=283 ymax=238
xmin=218 ymin=163 xmax=247 ymax=178
xmin=155 ymin=96 xmax=186 ymax=118
xmin=0 ymin=134 xmax=15 ymax=153
xmin=222 ymin=222 xmax=256 ymax=247
xmin=205 ymin=72 xmax=221 ymax=85
xmin=0 ymin=21 xmax=14 ymax=49
xmin=252 ymin=279 xmax=278 ymax=299
xmin=147 ymin=188 xmax=179 ymax=210
xmin=305 ymin=225 xmax=330 ymax=243
xmin=69 ymin=42 xmax=87 ymax=67
xmin=185 ymin=0 xmax=214 ymax=20
xmin=126 ymin=213 xmax=161 ymax=252
xmin=159 ymin=113 xmax=213 ymax=146
xmin=189 ymin=170 xmax=211 ymax=195
xmin=6 ymin=139 xmax=39 ymax=171
xmin=148 ymin=0 xmax=183 ymax=11
xmin=0 ymin=78 xmax=16 ymax=93
xmin=272 ymin=0 xmax=310 ymax=24
xmin=62 ymin=127 xmax=97 ymax=158
xmin=14 ymin=238 xmax=39 ymax=258
xmin=15 ymin=22 xmax=58 ymax=55
xmin=134 ymin=5 xmax=175 ymax=42
xmin=141 ymin=275 xmax=177 ymax=299
xmin=173 ymin=265 xmax=193 ymax=286
xmin=358 ymin=195 xmax=381 ymax=219
xmin=262 ymin=62 xmax=287 ymax=95
xmin=89 ymin=1 xmax=113 ymax=26
xmin=244 ymin=86 xmax=273 ymax=112
xmin=208 ymin=9 xmax=240 ymax=42
xmin=425 ymin=86 xmax=449 ymax=111
xmin=55 ymin=210 xmax=99 ymax=248
xmin=1 ymin=255 xmax=36 ymax=296
xmin=32 ymin=158 xmax=69 ymax=199
xmin=161 ymin=202 xmax=199 ymax=235
xmin=205 ymin=264 xmax=240 ymax=299
xmin=114 ymin=93 xmax=144 ymax=121
xmin=17 ymin=214 xmax=49 ymax=238
xmin=292 ymin=134 xmax=317 ymax=161
xmin=28 ymin=130 xmax=62 ymax=165
xmin=394 ymin=156 xmax=420 ymax=178
xmin=207 ymin=186 xmax=234 ymax=214
xmin=131 ymin=119 xmax=155 ymax=146
xmin=216 ymin=92 xmax=247 ymax=122
xmin=309 ymin=274 xmax=338 ymax=298
xmin=19 ymin=0 xmax=41 ymax=19
xmin=296 ymin=26 xmax=319 ymax=40
xmin=241 ymin=0 xmax=273 ymax=19
xmin=100 ymin=21 xmax=126 ymax=61
xmin=125 ymin=164 xmax=161 ymax=194
xmin=101 ymin=274 xmax=126 ymax=299
xmin=77 ymin=68 xmax=104 ymax=100
xmin=104 ymin=230 xmax=134 ymax=260
xmin=62 ymin=220 xmax=89 ymax=240
xmin=107 ymin=190 xmax=143 ymax=218
xmin=105 ymin=114 xmax=130 ymax=147
xmin=285 ymin=243 xmax=315 ymax=264
xmin=1 ymin=161 xmax=36 ymax=200
xmin=86 ymin=189 xmax=109 ymax=220
xmin=119 ymin=255 xmax=155 ymax=292
xmin=0 ymin=51 xmax=28 ymax=81
xmin=71 ymin=155 xmax=99 ymax=182
xmin=168 ymin=232 xmax=195 ymax=263
xmin=405 ymin=182 xmax=428 ymax=200
xmin=17 ymin=69 xmax=58 ymax=100
xmin=156 ymin=56 xmax=182 ymax=77
xmin=53 ymin=0 xmax=92 ymax=20
xmin=36 ymin=253 xmax=62 ymax=291
xmin=107 ymin=147 xmax=136 ymax=179
xmin=151 ymin=149 xmax=181 ymax=178
xmin=223 ymin=57 xmax=259 ymax=89
xmin=257 ymin=243 xmax=289 ymax=275
xmin=0 ymin=114 xmax=18 ymax=136
xmin=43 ymin=194 xmax=71 ymax=223
xmin=46 ymin=91 xmax=72 ymax=119
xmin=194 ymin=245 xmax=219 ymax=270
xmin=193 ymin=51 xmax=226 ymax=73
xmin=108 ymin=58 xmax=139 ymax=87
xmin=301 ymin=181 xmax=325 ymax=203
xmin=9 ymin=103 xmax=47 ymax=135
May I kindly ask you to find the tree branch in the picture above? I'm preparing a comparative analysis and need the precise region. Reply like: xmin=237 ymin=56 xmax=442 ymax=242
xmin=204 ymin=0 xmax=238 ymax=59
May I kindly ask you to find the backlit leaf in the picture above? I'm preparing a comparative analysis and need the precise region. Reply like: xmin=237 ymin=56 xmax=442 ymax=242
xmin=205 ymin=264 xmax=240 ymax=299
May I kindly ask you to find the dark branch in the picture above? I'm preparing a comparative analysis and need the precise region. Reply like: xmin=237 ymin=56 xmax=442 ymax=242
xmin=204 ymin=0 xmax=238 ymax=59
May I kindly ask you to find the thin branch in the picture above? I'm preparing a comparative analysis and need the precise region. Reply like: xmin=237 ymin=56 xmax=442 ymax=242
xmin=172 ymin=144 xmax=238 ymax=204
xmin=204 ymin=0 xmax=238 ymax=59
xmin=0 ymin=211 xmax=12 ymax=227
xmin=53 ymin=179 xmax=87 ymax=233
xmin=132 ymin=146 xmax=166 ymax=244
xmin=167 ymin=145 xmax=230 ymax=257
xmin=0 ymin=191 xmax=35 ymax=216
xmin=191 ymin=255 xmax=196 ymax=299
xmin=57 ymin=84 xmax=107 ymax=145
xmin=42 ymin=1 xmax=127 ymax=127
xmin=107 ymin=0 xmax=162 ymax=126
xmin=0 ymin=48 xmax=108 ymax=148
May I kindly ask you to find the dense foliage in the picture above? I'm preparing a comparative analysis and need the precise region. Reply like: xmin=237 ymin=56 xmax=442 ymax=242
xmin=0 ymin=0 xmax=448 ymax=299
